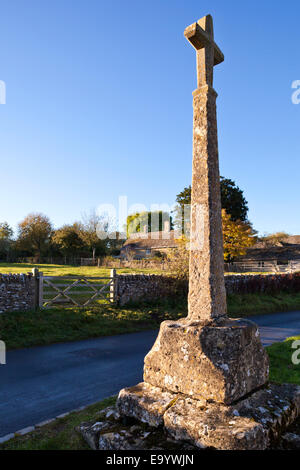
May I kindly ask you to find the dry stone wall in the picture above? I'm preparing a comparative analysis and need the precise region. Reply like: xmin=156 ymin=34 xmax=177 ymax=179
xmin=0 ymin=274 xmax=35 ymax=314
xmin=115 ymin=273 xmax=300 ymax=306
xmin=115 ymin=274 xmax=188 ymax=306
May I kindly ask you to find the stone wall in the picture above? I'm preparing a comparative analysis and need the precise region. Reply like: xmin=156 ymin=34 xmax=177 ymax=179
xmin=115 ymin=273 xmax=300 ymax=306
xmin=115 ymin=274 xmax=188 ymax=306
xmin=0 ymin=274 xmax=36 ymax=314
xmin=225 ymin=273 xmax=300 ymax=294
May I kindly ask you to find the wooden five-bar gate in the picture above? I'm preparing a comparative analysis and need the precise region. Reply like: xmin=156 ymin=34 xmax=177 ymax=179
xmin=32 ymin=268 xmax=117 ymax=309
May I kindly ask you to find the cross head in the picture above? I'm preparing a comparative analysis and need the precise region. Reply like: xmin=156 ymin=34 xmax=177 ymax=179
xmin=184 ymin=15 xmax=224 ymax=88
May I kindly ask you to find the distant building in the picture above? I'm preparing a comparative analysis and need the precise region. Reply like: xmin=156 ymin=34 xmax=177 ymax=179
xmin=230 ymin=235 xmax=300 ymax=272
xmin=237 ymin=235 xmax=300 ymax=263
xmin=120 ymin=229 xmax=178 ymax=260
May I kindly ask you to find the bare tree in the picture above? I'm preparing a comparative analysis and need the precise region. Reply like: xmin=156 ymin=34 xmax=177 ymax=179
xmin=80 ymin=209 xmax=115 ymax=260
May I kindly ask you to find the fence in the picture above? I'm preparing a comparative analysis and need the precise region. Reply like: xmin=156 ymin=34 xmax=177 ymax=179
xmin=33 ymin=268 xmax=117 ymax=309
xmin=225 ymin=260 xmax=300 ymax=273
xmin=16 ymin=257 xmax=82 ymax=266
xmin=81 ymin=258 xmax=98 ymax=266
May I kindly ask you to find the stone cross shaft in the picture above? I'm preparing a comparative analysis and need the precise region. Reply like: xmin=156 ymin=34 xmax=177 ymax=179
xmin=184 ymin=15 xmax=227 ymax=323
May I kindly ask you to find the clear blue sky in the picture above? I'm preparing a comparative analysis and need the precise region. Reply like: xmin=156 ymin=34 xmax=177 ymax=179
xmin=0 ymin=0 xmax=299 ymax=236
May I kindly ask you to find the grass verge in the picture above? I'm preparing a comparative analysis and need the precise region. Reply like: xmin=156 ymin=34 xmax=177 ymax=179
xmin=1 ymin=293 xmax=300 ymax=350
xmin=0 ymin=396 xmax=116 ymax=450
xmin=228 ymin=292 xmax=300 ymax=318
xmin=0 ymin=299 xmax=187 ymax=350
xmin=267 ymin=335 xmax=300 ymax=385
xmin=1 ymin=336 xmax=299 ymax=450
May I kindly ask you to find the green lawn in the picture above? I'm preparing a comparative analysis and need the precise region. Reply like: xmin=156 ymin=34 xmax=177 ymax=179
xmin=1 ymin=336 xmax=299 ymax=450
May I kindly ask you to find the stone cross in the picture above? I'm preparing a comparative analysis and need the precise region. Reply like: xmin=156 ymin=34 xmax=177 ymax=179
xmin=117 ymin=14 xmax=270 ymax=423
xmin=184 ymin=15 xmax=227 ymax=323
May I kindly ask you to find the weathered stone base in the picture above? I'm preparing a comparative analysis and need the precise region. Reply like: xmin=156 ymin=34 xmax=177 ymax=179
xmin=115 ymin=382 xmax=300 ymax=450
xmin=76 ymin=405 xmax=196 ymax=451
xmin=144 ymin=318 xmax=269 ymax=404
xmin=117 ymin=382 xmax=178 ymax=427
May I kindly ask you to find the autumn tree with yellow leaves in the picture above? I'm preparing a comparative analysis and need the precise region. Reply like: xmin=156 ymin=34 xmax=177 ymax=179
xmin=167 ymin=235 xmax=190 ymax=279
xmin=168 ymin=210 xmax=257 ymax=278
xmin=222 ymin=209 xmax=257 ymax=262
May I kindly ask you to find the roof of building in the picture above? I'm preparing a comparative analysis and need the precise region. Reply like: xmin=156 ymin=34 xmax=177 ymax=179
xmin=237 ymin=235 xmax=300 ymax=261
xmin=238 ymin=245 xmax=300 ymax=262
xmin=121 ymin=230 xmax=179 ymax=250
xmin=285 ymin=235 xmax=300 ymax=245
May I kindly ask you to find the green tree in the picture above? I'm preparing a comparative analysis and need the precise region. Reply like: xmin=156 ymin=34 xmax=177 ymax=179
xmin=0 ymin=222 xmax=14 ymax=260
xmin=52 ymin=223 xmax=84 ymax=257
xmin=174 ymin=177 xmax=249 ymax=231
xmin=126 ymin=211 xmax=173 ymax=237
xmin=105 ymin=232 xmax=124 ymax=256
xmin=220 ymin=177 xmax=249 ymax=222
xmin=16 ymin=213 xmax=53 ymax=261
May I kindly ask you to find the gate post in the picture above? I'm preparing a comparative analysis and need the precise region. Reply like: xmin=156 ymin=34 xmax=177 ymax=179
xmin=32 ymin=268 xmax=39 ymax=310
xmin=32 ymin=268 xmax=44 ymax=310
xmin=110 ymin=269 xmax=118 ymax=304
xmin=38 ymin=271 xmax=44 ymax=308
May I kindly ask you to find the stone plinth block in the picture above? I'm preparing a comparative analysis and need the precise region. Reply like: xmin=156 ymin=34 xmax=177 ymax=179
xmin=143 ymin=318 xmax=269 ymax=404
xmin=77 ymin=405 xmax=197 ymax=451
xmin=164 ymin=383 xmax=300 ymax=450
xmin=117 ymin=382 xmax=178 ymax=427
xmin=116 ymin=382 xmax=300 ymax=450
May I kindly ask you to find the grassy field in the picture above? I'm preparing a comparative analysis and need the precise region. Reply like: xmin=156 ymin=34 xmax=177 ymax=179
xmin=0 ymin=261 xmax=273 ymax=277
xmin=0 ymin=262 xmax=163 ymax=276
xmin=1 ymin=335 xmax=299 ymax=450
